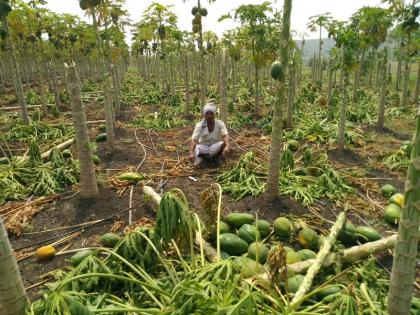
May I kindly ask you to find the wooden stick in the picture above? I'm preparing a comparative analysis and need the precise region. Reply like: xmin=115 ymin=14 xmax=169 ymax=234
xmin=51 ymin=120 xmax=106 ymax=126
xmin=1 ymin=104 xmax=54 ymax=111
xmin=25 ymin=278 xmax=52 ymax=291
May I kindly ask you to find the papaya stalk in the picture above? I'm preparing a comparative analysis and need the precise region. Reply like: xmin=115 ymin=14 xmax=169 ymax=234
xmin=1 ymin=14 xmax=30 ymax=124
xmin=0 ymin=217 xmax=28 ymax=315
xmin=291 ymin=211 xmax=346 ymax=308
xmin=266 ymin=0 xmax=292 ymax=202
xmin=64 ymin=63 xmax=98 ymax=198
xmin=377 ymin=48 xmax=388 ymax=129
xmin=388 ymin=105 xmax=420 ymax=315
xmin=412 ymin=61 xmax=420 ymax=105
xmin=220 ymin=48 xmax=228 ymax=124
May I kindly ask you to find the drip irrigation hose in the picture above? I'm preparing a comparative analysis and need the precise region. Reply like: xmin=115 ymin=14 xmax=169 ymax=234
xmin=14 ymin=201 xmax=145 ymax=251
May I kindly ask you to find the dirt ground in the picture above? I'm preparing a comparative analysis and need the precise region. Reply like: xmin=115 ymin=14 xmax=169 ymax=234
xmin=1 ymin=87 xmax=416 ymax=300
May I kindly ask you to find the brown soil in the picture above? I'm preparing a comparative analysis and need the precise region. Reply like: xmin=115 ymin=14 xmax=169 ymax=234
xmin=328 ymin=148 xmax=366 ymax=166
xmin=364 ymin=125 xmax=411 ymax=141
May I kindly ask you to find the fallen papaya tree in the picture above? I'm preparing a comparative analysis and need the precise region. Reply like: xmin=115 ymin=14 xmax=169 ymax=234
xmin=291 ymin=210 xmax=346 ymax=307
xmin=246 ymin=234 xmax=398 ymax=284
xmin=142 ymin=185 xmax=398 ymax=271
xmin=142 ymin=185 xmax=219 ymax=263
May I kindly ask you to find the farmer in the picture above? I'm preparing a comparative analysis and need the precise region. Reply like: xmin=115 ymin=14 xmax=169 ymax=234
xmin=189 ymin=103 xmax=230 ymax=167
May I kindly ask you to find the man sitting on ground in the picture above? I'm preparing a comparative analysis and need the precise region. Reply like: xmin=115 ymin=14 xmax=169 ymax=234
xmin=189 ymin=103 xmax=230 ymax=167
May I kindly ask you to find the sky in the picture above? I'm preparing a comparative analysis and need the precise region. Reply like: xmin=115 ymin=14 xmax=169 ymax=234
xmin=46 ymin=0 xmax=384 ymax=43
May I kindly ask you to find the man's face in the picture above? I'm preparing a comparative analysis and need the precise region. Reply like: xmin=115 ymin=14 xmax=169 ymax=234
xmin=205 ymin=111 xmax=215 ymax=122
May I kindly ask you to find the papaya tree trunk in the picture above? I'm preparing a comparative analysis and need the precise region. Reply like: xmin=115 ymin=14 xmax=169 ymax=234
xmin=412 ymin=61 xmax=419 ymax=105
xmin=291 ymin=211 xmax=346 ymax=307
xmin=352 ymin=50 xmax=364 ymax=103
xmin=2 ymin=16 xmax=29 ymax=124
xmin=0 ymin=64 xmax=5 ymax=94
xmin=49 ymin=62 xmax=62 ymax=109
xmin=327 ymin=60 xmax=333 ymax=107
xmin=396 ymin=53 xmax=402 ymax=91
xmin=387 ymin=104 xmax=420 ymax=315
xmin=266 ymin=0 xmax=292 ymax=202
xmin=299 ymin=42 xmax=305 ymax=86
xmin=374 ymin=54 xmax=382 ymax=92
xmin=401 ymin=35 xmax=411 ymax=107
xmin=339 ymin=67 xmax=344 ymax=92
xmin=368 ymin=48 xmax=376 ymax=86
xmin=286 ymin=62 xmax=295 ymax=128
xmin=232 ymin=58 xmax=237 ymax=105
xmin=65 ymin=63 xmax=98 ymax=198
xmin=29 ymin=44 xmax=48 ymax=117
xmin=220 ymin=48 xmax=228 ymax=124
xmin=0 ymin=217 xmax=28 ymax=315
xmin=318 ymin=58 xmax=323 ymax=90
xmin=311 ymin=54 xmax=316 ymax=83
xmin=104 ymin=76 xmax=116 ymax=152
xmin=377 ymin=49 xmax=388 ymax=129
xmin=91 ymin=9 xmax=115 ymax=152
xmin=183 ymin=53 xmax=191 ymax=118
xmin=197 ymin=0 xmax=206 ymax=111
xmin=36 ymin=64 xmax=48 ymax=117
xmin=254 ymin=64 xmax=260 ymax=117
xmin=337 ymin=65 xmax=349 ymax=151
xmin=111 ymin=65 xmax=121 ymax=117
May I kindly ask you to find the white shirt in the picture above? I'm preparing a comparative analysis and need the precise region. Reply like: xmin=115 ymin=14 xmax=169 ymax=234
xmin=192 ymin=119 xmax=228 ymax=146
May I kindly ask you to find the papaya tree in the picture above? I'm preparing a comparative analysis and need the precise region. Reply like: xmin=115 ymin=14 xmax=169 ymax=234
xmin=413 ymin=57 xmax=420 ymax=104
xmin=388 ymin=103 xmax=420 ymax=314
xmin=377 ymin=47 xmax=389 ymax=129
xmin=31 ymin=7 xmax=64 ymax=110
xmin=266 ymin=0 xmax=292 ymax=202
xmin=80 ymin=0 xmax=117 ymax=152
xmin=307 ymin=12 xmax=331 ymax=87
xmin=0 ymin=217 xmax=28 ymax=315
xmin=221 ymin=1 xmax=276 ymax=117
xmin=95 ymin=0 xmax=129 ymax=116
xmin=357 ymin=7 xmax=391 ymax=86
xmin=171 ymin=30 xmax=195 ymax=118
xmin=297 ymin=32 xmax=307 ymax=86
xmin=287 ymin=44 xmax=299 ymax=128
xmin=221 ymin=30 xmax=241 ymax=107
xmin=349 ymin=6 xmax=392 ymax=101
xmin=219 ymin=47 xmax=227 ymax=123
xmin=328 ymin=19 xmax=359 ymax=151
xmin=399 ymin=5 xmax=419 ymax=107
xmin=131 ymin=21 xmax=155 ymax=80
xmin=184 ymin=0 xmax=216 ymax=110
xmin=0 ymin=0 xmax=29 ymax=124
xmin=203 ymin=30 xmax=218 ymax=87
xmin=65 ymin=62 xmax=98 ymax=198
xmin=140 ymin=2 xmax=177 ymax=94
xmin=23 ymin=1 xmax=49 ymax=116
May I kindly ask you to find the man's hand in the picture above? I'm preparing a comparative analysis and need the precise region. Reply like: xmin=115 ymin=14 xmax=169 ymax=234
xmin=223 ymin=146 xmax=230 ymax=158
xmin=189 ymin=152 xmax=195 ymax=162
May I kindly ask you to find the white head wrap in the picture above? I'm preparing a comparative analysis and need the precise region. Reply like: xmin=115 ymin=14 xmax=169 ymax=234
xmin=203 ymin=103 xmax=217 ymax=115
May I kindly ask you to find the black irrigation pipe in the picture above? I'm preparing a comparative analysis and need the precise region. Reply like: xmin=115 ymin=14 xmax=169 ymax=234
xmin=14 ymin=200 xmax=145 ymax=251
